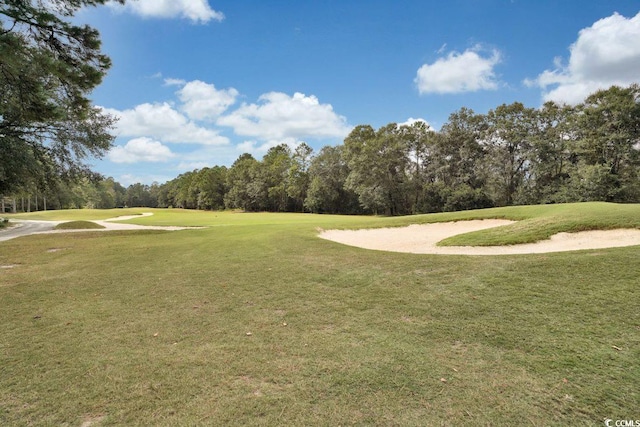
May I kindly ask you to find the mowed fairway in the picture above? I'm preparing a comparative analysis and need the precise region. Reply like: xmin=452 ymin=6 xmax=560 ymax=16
xmin=1 ymin=203 xmax=639 ymax=425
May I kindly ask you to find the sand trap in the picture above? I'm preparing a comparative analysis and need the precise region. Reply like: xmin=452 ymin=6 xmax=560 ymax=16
xmin=101 ymin=212 xmax=155 ymax=222
xmin=0 ymin=213 xmax=201 ymax=242
xmin=319 ymin=220 xmax=640 ymax=255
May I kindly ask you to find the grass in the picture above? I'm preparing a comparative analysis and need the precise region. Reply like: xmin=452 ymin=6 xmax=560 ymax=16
xmin=54 ymin=221 xmax=106 ymax=230
xmin=436 ymin=202 xmax=640 ymax=246
xmin=6 ymin=208 xmax=149 ymax=221
xmin=0 ymin=202 xmax=639 ymax=425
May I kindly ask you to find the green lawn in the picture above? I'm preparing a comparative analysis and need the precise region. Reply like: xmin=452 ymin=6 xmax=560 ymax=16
xmin=1 ymin=202 xmax=639 ymax=425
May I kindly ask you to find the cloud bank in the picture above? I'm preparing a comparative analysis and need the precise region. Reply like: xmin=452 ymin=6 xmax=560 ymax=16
xmin=104 ymin=80 xmax=352 ymax=170
xmin=527 ymin=12 xmax=640 ymax=104
xmin=103 ymin=103 xmax=229 ymax=146
xmin=217 ymin=92 xmax=352 ymax=140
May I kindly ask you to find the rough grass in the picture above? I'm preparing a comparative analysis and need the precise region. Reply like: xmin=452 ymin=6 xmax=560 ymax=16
xmin=437 ymin=202 xmax=640 ymax=246
xmin=54 ymin=220 xmax=105 ymax=230
xmin=0 ymin=203 xmax=638 ymax=425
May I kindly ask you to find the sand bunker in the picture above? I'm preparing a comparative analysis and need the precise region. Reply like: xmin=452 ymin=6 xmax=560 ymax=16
xmin=0 ymin=213 xmax=200 ymax=242
xmin=319 ymin=220 xmax=640 ymax=255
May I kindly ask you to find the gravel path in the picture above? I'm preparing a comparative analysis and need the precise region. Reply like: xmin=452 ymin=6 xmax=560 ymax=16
xmin=0 ymin=220 xmax=66 ymax=242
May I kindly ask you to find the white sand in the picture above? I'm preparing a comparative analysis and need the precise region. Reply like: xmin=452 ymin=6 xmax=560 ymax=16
xmin=91 ymin=212 xmax=195 ymax=231
xmin=40 ymin=213 xmax=199 ymax=235
xmin=319 ymin=220 xmax=640 ymax=255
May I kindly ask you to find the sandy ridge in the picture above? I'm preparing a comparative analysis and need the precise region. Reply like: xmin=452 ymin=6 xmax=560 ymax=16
xmin=319 ymin=220 xmax=640 ymax=255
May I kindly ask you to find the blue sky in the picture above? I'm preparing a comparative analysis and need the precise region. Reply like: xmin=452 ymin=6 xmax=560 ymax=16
xmin=77 ymin=1 xmax=640 ymax=185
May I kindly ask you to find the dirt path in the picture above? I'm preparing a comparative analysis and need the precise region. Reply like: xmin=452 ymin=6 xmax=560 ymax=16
xmin=0 ymin=220 xmax=66 ymax=242
xmin=0 ymin=213 xmax=199 ymax=242
xmin=319 ymin=220 xmax=640 ymax=255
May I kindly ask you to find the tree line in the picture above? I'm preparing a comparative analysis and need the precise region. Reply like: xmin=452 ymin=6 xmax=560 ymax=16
xmin=2 ymin=3 xmax=638 ymax=216
xmin=10 ymin=84 xmax=638 ymax=215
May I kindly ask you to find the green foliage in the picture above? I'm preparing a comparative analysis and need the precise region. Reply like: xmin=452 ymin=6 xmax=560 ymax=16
xmin=262 ymin=144 xmax=294 ymax=211
xmin=224 ymin=153 xmax=263 ymax=211
xmin=125 ymin=182 xmax=158 ymax=208
xmin=483 ymin=102 xmax=536 ymax=206
xmin=286 ymin=143 xmax=313 ymax=212
xmin=343 ymin=124 xmax=412 ymax=215
xmin=443 ymin=184 xmax=493 ymax=212
xmin=305 ymin=146 xmax=360 ymax=214
xmin=193 ymin=166 xmax=228 ymax=210
xmin=0 ymin=0 xmax=120 ymax=194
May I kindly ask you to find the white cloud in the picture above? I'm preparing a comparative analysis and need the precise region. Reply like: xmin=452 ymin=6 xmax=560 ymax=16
xmin=217 ymin=92 xmax=352 ymax=140
xmin=415 ymin=46 xmax=502 ymax=94
xmin=107 ymin=0 xmax=224 ymax=23
xmin=103 ymin=103 xmax=229 ymax=145
xmin=108 ymin=137 xmax=175 ymax=164
xmin=176 ymin=80 xmax=239 ymax=121
xmin=118 ymin=173 xmax=174 ymax=187
xmin=100 ymin=80 xmax=353 ymax=175
xmin=164 ymin=78 xmax=187 ymax=86
xmin=529 ymin=12 xmax=640 ymax=104
xmin=398 ymin=117 xmax=434 ymax=130
xmin=176 ymin=145 xmax=240 ymax=170
xmin=236 ymin=138 xmax=302 ymax=156
xmin=236 ymin=140 xmax=258 ymax=153
xmin=176 ymin=161 xmax=210 ymax=170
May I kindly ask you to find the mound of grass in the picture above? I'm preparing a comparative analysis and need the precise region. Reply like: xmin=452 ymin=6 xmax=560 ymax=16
xmin=54 ymin=220 xmax=105 ymax=230
xmin=437 ymin=202 xmax=640 ymax=246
